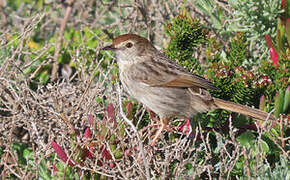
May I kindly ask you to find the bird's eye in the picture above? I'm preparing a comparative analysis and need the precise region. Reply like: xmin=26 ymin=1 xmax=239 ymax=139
xmin=126 ymin=42 xmax=133 ymax=48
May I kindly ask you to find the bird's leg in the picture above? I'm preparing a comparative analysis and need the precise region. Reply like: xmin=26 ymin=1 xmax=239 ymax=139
xmin=151 ymin=118 xmax=168 ymax=146
xmin=141 ymin=123 xmax=175 ymax=134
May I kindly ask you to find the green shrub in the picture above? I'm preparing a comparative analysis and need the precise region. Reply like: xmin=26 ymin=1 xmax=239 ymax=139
xmin=164 ymin=9 xmax=206 ymax=72
xmin=163 ymin=8 xmax=289 ymax=178
xmin=194 ymin=0 xmax=283 ymax=60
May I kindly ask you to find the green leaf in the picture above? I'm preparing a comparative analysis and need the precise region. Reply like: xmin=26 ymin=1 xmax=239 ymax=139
xmin=285 ymin=18 xmax=290 ymax=46
xmin=260 ymin=139 xmax=269 ymax=153
xmin=274 ymin=89 xmax=285 ymax=117
xmin=283 ymin=86 xmax=290 ymax=114
xmin=270 ymin=128 xmax=280 ymax=137
xmin=96 ymin=97 xmax=102 ymax=105
xmin=118 ymin=123 xmax=125 ymax=138
xmin=39 ymin=159 xmax=52 ymax=180
xmin=84 ymin=26 xmax=92 ymax=39
xmin=237 ymin=131 xmax=255 ymax=148
xmin=8 ymin=0 xmax=22 ymax=10
xmin=23 ymin=148 xmax=33 ymax=160
xmin=39 ymin=71 xmax=49 ymax=84
xmin=110 ymin=134 xmax=116 ymax=143
xmin=113 ymin=148 xmax=123 ymax=159
xmin=287 ymin=0 xmax=290 ymax=17
xmin=276 ymin=18 xmax=285 ymax=53
xmin=63 ymin=30 xmax=71 ymax=41
xmin=36 ymin=0 xmax=44 ymax=9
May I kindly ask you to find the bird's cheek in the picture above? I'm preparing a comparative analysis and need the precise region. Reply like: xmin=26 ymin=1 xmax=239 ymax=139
xmin=116 ymin=52 xmax=130 ymax=62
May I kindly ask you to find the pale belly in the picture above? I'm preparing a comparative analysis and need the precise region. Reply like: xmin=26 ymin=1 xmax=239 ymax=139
xmin=120 ymin=75 xmax=195 ymax=118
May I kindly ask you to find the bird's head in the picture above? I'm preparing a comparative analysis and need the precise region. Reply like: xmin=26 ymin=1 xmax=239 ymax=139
xmin=102 ymin=34 xmax=155 ymax=63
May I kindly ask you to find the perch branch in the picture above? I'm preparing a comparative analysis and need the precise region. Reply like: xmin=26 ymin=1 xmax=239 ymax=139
xmin=117 ymin=84 xmax=150 ymax=179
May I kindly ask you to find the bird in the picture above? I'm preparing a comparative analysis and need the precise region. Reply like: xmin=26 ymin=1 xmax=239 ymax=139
xmin=102 ymin=34 xmax=276 ymax=146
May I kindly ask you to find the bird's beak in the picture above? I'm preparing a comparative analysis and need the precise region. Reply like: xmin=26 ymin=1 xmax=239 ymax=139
xmin=102 ymin=44 xmax=116 ymax=51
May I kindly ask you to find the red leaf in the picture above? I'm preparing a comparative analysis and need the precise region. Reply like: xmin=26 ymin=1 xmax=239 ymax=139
xmin=281 ymin=0 xmax=286 ymax=9
xmin=84 ymin=127 xmax=91 ymax=139
xmin=124 ymin=149 xmax=131 ymax=156
xmin=88 ymin=147 xmax=94 ymax=159
xmin=178 ymin=118 xmax=190 ymax=134
xmin=82 ymin=128 xmax=94 ymax=159
xmin=265 ymin=34 xmax=279 ymax=67
xmin=107 ymin=103 xmax=116 ymax=123
xmin=259 ymin=95 xmax=266 ymax=110
xmin=101 ymin=146 xmax=112 ymax=160
xmin=52 ymin=164 xmax=58 ymax=172
xmin=81 ymin=148 xmax=89 ymax=161
xmin=81 ymin=147 xmax=94 ymax=161
xmin=97 ymin=160 xmax=103 ymax=167
xmin=269 ymin=48 xmax=279 ymax=66
xmin=126 ymin=101 xmax=133 ymax=119
xmin=109 ymin=162 xmax=116 ymax=168
xmin=1 ymin=171 xmax=6 ymax=177
xmin=265 ymin=34 xmax=273 ymax=48
xmin=51 ymin=141 xmax=75 ymax=166
xmin=88 ymin=114 xmax=94 ymax=127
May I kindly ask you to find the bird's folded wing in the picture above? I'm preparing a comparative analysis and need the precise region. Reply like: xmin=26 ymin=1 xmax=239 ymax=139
xmin=132 ymin=55 xmax=218 ymax=90
xmin=154 ymin=74 xmax=218 ymax=90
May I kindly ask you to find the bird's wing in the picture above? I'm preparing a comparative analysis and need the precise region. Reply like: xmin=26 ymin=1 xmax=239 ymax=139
xmin=132 ymin=54 xmax=218 ymax=90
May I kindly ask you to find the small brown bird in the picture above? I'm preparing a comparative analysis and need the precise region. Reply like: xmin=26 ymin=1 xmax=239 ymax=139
xmin=103 ymin=34 xmax=275 ymax=146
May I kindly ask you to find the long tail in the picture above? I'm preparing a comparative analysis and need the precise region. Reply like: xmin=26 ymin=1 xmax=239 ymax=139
xmin=213 ymin=98 xmax=276 ymax=121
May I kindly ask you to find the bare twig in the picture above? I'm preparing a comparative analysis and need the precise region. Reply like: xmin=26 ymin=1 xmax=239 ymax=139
xmin=51 ymin=1 xmax=75 ymax=81
xmin=0 ymin=0 xmax=7 ymax=25
xmin=116 ymin=84 xmax=150 ymax=180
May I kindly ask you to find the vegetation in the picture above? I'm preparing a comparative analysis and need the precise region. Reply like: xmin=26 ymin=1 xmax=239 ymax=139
xmin=0 ymin=0 xmax=289 ymax=179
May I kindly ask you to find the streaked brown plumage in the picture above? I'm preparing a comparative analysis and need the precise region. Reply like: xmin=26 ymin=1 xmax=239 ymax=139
xmin=103 ymin=34 xmax=276 ymax=146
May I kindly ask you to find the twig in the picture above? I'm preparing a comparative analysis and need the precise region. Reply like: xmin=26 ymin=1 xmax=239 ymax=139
xmin=3 ymin=163 xmax=22 ymax=179
xmin=105 ymin=142 xmax=128 ymax=179
xmin=75 ymin=52 xmax=104 ymax=111
xmin=116 ymin=84 xmax=150 ymax=179
xmin=0 ymin=0 xmax=7 ymax=25
xmin=279 ymin=115 xmax=285 ymax=149
xmin=51 ymin=1 xmax=75 ymax=81
xmin=60 ymin=113 xmax=76 ymax=134
xmin=23 ymin=45 xmax=50 ymax=69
